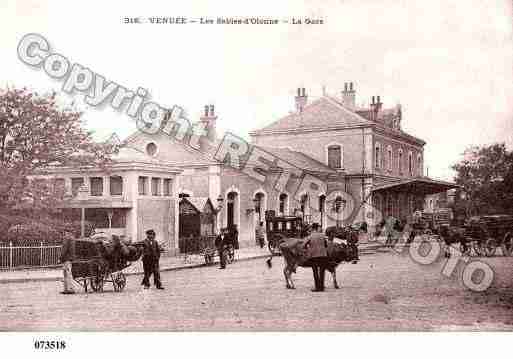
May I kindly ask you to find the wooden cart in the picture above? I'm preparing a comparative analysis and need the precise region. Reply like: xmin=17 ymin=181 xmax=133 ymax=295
xmin=71 ymin=238 xmax=141 ymax=292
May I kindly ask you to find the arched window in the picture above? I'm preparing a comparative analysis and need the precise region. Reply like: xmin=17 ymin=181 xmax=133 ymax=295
xmin=417 ymin=153 xmax=422 ymax=176
xmin=398 ymin=149 xmax=403 ymax=174
xmin=254 ymin=192 xmax=266 ymax=221
xmin=279 ymin=193 xmax=288 ymax=214
xmin=326 ymin=144 xmax=342 ymax=169
xmin=375 ymin=142 xmax=381 ymax=169
xmin=387 ymin=145 xmax=393 ymax=171
xmin=408 ymin=151 xmax=413 ymax=176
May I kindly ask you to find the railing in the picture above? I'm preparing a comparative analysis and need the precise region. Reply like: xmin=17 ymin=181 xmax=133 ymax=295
xmin=0 ymin=242 xmax=62 ymax=270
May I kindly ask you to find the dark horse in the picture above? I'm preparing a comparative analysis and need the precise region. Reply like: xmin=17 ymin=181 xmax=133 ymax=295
xmin=266 ymin=237 xmax=357 ymax=289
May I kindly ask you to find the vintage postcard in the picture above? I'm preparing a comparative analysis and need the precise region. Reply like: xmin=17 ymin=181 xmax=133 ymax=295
xmin=0 ymin=0 xmax=512 ymax=356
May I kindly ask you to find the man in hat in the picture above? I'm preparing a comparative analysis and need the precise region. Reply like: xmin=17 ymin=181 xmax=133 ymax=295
xmin=60 ymin=231 xmax=76 ymax=294
xmin=215 ymin=228 xmax=228 ymax=269
xmin=141 ymin=229 xmax=164 ymax=289
xmin=305 ymin=223 xmax=329 ymax=292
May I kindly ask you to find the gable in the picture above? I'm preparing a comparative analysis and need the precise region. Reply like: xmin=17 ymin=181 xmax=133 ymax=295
xmin=123 ymin=130 xmax=215 ymax=167
xmin=252 ymin=97 xmax=372 ymax=134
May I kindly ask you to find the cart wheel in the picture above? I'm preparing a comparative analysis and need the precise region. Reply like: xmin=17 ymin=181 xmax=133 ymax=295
xmin=483 ymin=238 xmax=497 ymax=257
xmin=502 ymin=232 xmax=513 ymax=256
xmin=113 ymin=272 xmax=127 ymax=292
xmin=90 ymin=274 xmax=104 ymax=292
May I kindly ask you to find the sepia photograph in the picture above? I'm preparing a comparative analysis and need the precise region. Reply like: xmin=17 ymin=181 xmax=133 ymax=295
xmin=0 ymin=0 xmax=512 ymax=356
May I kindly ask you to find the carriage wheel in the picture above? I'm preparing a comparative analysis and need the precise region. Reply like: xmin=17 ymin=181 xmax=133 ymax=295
xmin=113 ymin=272 xmax=127 ymax=292
xmin=484 ymin=238 xmax=497 ymax=257
xmin=268 ymin=235 xmax=283 ymax=255
xmin=501 ymin=233 xmax=513 ymax=256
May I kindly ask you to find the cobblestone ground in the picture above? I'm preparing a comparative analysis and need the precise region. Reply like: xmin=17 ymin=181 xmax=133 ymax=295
xmin=1 ymin=250 xmax=512 ymax=331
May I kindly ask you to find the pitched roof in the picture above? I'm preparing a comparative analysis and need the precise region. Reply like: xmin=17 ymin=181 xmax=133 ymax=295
xmin=258 ymin=146 xmax=337 ymax=173
xmin=122 ymin=130 xmax=216 ymax=167
xmin=251 ymin=95 xmax=425 ymax=145
xmin=251 ymin=96 xmax=371 ymax=134
xmin=181 ymin=197 xmax=214 ymax=213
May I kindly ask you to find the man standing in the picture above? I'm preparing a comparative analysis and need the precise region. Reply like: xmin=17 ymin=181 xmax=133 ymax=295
xmin=305 ymin=223 xmax=328 ymax=292
xmin=60 ymin=231 xmax=76 ymax=294
xmin=141 ymin=229 xmax=164 ymax=289
xmin=255 ymin=221 xmax=265 ymax=248
xmin=215 ymin=228 xmax=228 ymax=269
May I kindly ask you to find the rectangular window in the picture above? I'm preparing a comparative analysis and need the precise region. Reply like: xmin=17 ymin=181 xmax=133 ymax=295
xmin=375 ymin=146 xmax=380 ymax=168
xmin=138 ymin=176 xmax=148 ymax=195
xmin=110 ymin=176 xmax=123 ymax=196
xmin=90 ymin=177 xmax=103 ymax=196
xmin=151 ymin=177 xmax=160 ymax=196
xmin=71 ymin=177 xmax=84 ymax=196
xmin=327 ymin=145 xmax=341 ymax=169
xmin=163 ymin=178 xmax=172 ymax=196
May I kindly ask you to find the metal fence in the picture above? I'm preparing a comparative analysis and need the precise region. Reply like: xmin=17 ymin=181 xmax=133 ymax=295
xmin=0 ymin=242 xmax=62 ymax=270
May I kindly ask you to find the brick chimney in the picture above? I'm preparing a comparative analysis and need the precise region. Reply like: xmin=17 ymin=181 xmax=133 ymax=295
xmin=341 ymin=82 xmax=355 ymax=109
xmin=370 ymin=96 xmax=383 ymax=121
xmin=295 ymin=87 xmax=307 ymax=113
xmin=199 ymin=104 xmax=217 ymax=142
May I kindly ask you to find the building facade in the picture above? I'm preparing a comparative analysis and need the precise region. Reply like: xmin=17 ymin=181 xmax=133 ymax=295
xmin=43 ymin=84 xmax=456 ymax=253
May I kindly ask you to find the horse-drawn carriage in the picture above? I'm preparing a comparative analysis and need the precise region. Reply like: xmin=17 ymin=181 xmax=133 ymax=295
xmin=265 ymin=211 xmax=310 ymax=254
xmin=71 ymin=235 xmax=143 ymax=292
xmin=440 ymin=215 xmax=513 ymax=257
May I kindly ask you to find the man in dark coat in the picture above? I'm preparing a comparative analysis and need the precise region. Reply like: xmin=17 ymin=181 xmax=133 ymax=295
xmin=304 ymin=223 xmax=329 ymax=292
xmin=215 ymin=228 xmax=228 ymax=269
xmin=141 ymin=229 xmax=164 ymax=289
xmin=60 ymin=231 xmax=76 ymax=294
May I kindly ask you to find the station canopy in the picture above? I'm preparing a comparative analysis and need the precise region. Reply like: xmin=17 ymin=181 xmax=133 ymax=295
xmin=372 ymin=177 xmax=459 ymax=196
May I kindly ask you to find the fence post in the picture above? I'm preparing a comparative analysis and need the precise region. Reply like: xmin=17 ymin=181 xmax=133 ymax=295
xmin=40 ymin=241 xmax=44 ymax=267
xmin=9 ymin=241 xmax=13 ymax=269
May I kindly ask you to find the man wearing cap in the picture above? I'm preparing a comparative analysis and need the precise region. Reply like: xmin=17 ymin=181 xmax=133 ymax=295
xmin=141 ymin=229 xmax=164 ymax=289
xmin=60 ymin=231 xmax=76 ymax=294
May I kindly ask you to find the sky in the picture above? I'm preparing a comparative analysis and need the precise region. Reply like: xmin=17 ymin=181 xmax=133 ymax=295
xmin=1 ymin=0 xmax=512 ymax=181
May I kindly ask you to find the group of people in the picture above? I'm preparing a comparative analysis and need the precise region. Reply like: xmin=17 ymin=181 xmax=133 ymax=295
xmin=60 ymin=221 xmax=357 ymax=294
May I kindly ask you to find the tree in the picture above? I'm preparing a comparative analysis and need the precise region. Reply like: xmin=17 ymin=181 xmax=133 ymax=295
xmin=452 ymin=143 xmax=513 ymax=215
xmin=0 ymin=87 xmax=116 ymax=212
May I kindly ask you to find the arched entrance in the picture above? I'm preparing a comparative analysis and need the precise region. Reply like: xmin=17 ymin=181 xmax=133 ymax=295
xmin=253 ymin=191 xmax=266 ymax=224
xmin=278 ymin=193 xmax=289 ymax=215
xmin=226 ymin=191 xmax=239 ymax=229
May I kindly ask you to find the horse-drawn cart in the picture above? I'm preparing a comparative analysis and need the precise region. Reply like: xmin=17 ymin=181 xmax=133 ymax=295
xmin=440 ymin=215 xmax=513 ymax=257
xmin=466 ymin=215 xmax=513 ymax=256
xmin=71 ymin=236 xmax=142 ymax=292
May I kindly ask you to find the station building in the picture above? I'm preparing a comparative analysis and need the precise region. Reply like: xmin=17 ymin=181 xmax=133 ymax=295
xmin=43 ymin=83 xmax=456 ymax=253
